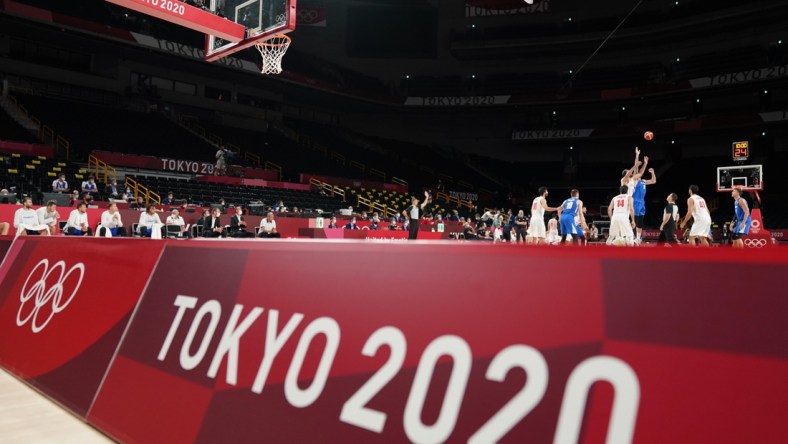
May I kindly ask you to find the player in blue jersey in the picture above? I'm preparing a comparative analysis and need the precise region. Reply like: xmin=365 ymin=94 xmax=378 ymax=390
xmin=557 ymin=189 xmax=588 ymax=244
xmin=631 ymin=156 xmax=657 ymax=244
xmin=731 ymin=187 xmax=751 ymax=249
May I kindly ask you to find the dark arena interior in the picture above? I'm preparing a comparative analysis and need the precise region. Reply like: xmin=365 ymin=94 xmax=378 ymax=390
xmin=0 ymin=0 xmax=786 ymax=442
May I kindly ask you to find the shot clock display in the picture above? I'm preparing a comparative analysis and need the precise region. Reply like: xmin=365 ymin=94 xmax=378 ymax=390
xmin=732 ymin=141 xmax=749 ymax=161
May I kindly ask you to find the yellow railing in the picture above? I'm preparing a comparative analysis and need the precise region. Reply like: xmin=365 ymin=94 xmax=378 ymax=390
xmin=369 ymin=168 xmax=386 ymax=182
xmin=357 ymin=194 xmax=397 ymax=219
xmin=55 ymin=135 xmax=71 ymax=160
xmin=392 ymin=176 xmax=408 ymax=186
xmin=124 ymin=176 xmax=161 ymax=205
xmin=349 ymin=160 xmax=365 ymax=173
xmin=87 ymin=155 xmax=117 ymax=184
xmin=436 ymin=191 xmax=473 ymax=210
xmin=309 ymin=178 xmax=346 ymax=202
xmin=330 ymin=151 xmax=346 ymax=165
xmin=244 ymin=151 xmax=262 ymax=167
xmin=264 ymin=161 xmax=282 ymax=180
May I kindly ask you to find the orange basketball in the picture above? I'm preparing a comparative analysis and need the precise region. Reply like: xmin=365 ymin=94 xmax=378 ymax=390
xmin=644 ymin=131 xmax=654 ymax=141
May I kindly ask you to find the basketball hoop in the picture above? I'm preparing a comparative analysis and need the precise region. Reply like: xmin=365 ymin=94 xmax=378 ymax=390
xmin=254 ymin=34 xmax=291 ymax=75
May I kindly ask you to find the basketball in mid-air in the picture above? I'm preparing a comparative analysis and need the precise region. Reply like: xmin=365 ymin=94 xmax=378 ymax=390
xmin=644 ymin=131 xmax=654 ymax=141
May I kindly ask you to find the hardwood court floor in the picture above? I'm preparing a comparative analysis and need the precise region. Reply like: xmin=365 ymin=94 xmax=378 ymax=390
xmin=0 ymin=369 xmax=111 ymax=443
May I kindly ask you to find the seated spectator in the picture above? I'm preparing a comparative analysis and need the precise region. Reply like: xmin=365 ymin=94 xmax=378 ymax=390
xmin=130 ymin=196 xmax=146 ymax=210
xmin=180 ymin=199 xmax=189 ymax=210
xmin=82 ymin=193 xmax=94 ymax=206
xmin=360 ymin=211 xmax=368 ymax=221
xmin=230 ymin=206 xmax=253 ymax=238
xmin=258 ymin=212 xmax=281 ymax=238
xmin=137 ymin=204 xmax=164 ymax=238
xmin=100 ymin=202 xmax=126 ymax=237
xmin=69 ymin=190 xmax=80 ymax=206
xmin=81 ymin=176 xmax=98 ymax=198
xmin=589 ymin=224 xmax=599 ymax=242
xmin=477 ymin=222 xmax=490 ymax=239
xmin=463 ymin=222 xmax=478 ymax=240
xmin=203 ymin=207 xmax=225 ymax=238
xmin=52 ymin=174 xmax=69 ymax=193
xmin=449 ymin=210 xmax=460 ymax=222
xmin=105 ymin=180 xmax=120 ymax=199
xmin=123 ymin=187 xmax=132 ymax=202
xmin=401 ymin=219 xmax=410 ymax=232
xmin=369 ymin=220 xmax=380 ymax=230
xmin=14 ymin=197 xmax=48 ymax=236
xmin=273 ymin=200 xmax=286 ymax=213
xmin=344 ymin=217 xmax=359 ymax=230
xmin=64 ymin=202 xmax=92 ymax=236
xmin=388 ymin=217 xmax=399 ymax=230
xmin=327 ymin=216 xmax=339 ymax=228
xmin=36 ymin=200 xmax=60 ymax=235
xmin=163 ymin=192 xmax=175 ymax=205
xmin=197 ymin=209 xmax=211 ymax=227
xmin=166 ymin=208 xmax=189 ymax=238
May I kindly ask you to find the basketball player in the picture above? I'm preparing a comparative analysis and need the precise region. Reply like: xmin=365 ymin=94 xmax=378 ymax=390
xmin=731 ymin=187 xmax=751 ymax=249
xmin=658 ymin=193 xmax=679 ymax=245
xmin=526 ymin=187 xmax=559 ymax=245
xmin=557 ymin=189 xmax=588 ymax=244
xmin=632 ymin=160 xmax=657 ymax=243
xmin=546 ymin=216 xmax=560 ymax=245
xmin=679 ymin=185 xmax=711 ymax=247
xmin=606 ymin=185 xmax=636 ymax=246
xmin=620 ymin=147 xmax=643 ymax=197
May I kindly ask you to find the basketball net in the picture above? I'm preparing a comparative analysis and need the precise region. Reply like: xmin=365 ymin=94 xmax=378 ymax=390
xmin=254 ymin=34 xmax=291 ymax=75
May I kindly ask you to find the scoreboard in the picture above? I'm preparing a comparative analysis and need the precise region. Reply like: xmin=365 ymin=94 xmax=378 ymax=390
xmin=732 ymin=141 xmax=749 ymax=161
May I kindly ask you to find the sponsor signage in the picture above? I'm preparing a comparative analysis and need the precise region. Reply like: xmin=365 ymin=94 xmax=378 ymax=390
xmin=512 ymin=128 xmax=595 ymax=140
xmin=404 ymin=96 xmax=511 ymax=107
xmin=689 ymin=65 xmax=788 ymax=88
xmin=0 ymin=237 xmax=164 ymax=415
xmin=465 ymin=0 xmax=551 ymax=17
xmin=104 ymin=0 xmax=245 ymax=42
xmin=86 ymin=242 xmax=788 ymax=442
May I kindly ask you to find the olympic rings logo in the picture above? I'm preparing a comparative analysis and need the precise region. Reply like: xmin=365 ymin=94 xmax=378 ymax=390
xmin=744 ymin=239 xmax=767 ymax=248
xmin=16 ymin=259 xmax=85 ymax=333
xmin=297 ymin=9 xmax=320 ymax=22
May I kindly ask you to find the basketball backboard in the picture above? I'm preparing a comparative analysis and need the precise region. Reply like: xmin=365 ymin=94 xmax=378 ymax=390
xmin=717 ymin=165 xmax=763 ymax=192
xmin=204 ymin=0 xmax=297 ymax=62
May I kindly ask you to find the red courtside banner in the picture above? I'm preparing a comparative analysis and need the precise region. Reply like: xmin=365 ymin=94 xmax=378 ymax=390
xmin=87 ymin=242 xmax=788 ymax=443
xmin=0 ymin=237 xmax=164 ymax=416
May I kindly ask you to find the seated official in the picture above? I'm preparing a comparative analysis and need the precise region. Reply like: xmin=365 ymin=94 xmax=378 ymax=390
xmin=166 ymin=208 xmax=190 ymax=238
xmin=229 ymin=206 xmax=254 ymax=238
xmin=369 ymin=220 xmax=380 ymax=230
xmin=202 ymin=207 xmax=226 ymax=238
xmin=344 ymin=217 xmax=359 ymax=230
xmin=64 ymin=202 xmax=92 ymax=236
xmin=463 ymin=222 xmax=478 ymax=240
xmin=327 ymin=216 xmax=339 ymax=228
xmin=196 ymin=209 xmax=211 ymax=228
xmin=14 ymin=197 xmax=48 ymax=236
xmin=52 ymin=174 xmax=69 ymax=193
xmin=105 ymin=180 xmax=120 ymax=199
xmin=388 ymin=217 xmax=399 ymax=230
xmin=258 ymin=212 xmax=281 ymax=238
xmin=81 ymin=176 xmax=99 ymax=200
xmin=162 ymin=192 xmax=175 ymax=205
xmin=137 ymin=204 xmax=164 ymax=238
xmin=100 ymin=202 xmax=127 ymax=237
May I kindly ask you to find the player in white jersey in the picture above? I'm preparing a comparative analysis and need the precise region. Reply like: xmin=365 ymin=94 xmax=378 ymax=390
xmin=606 ymin=185 xmax=636 ymax=246
xmin=526 ymin=187 xmax=559 ymax=244
xmin=680 ymin=184 xmax=712 ymax=246
xmin=620 ymin=147 xmax=650 ymax=197
xmin=545 ymin=216 xmax=560 ymax=244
